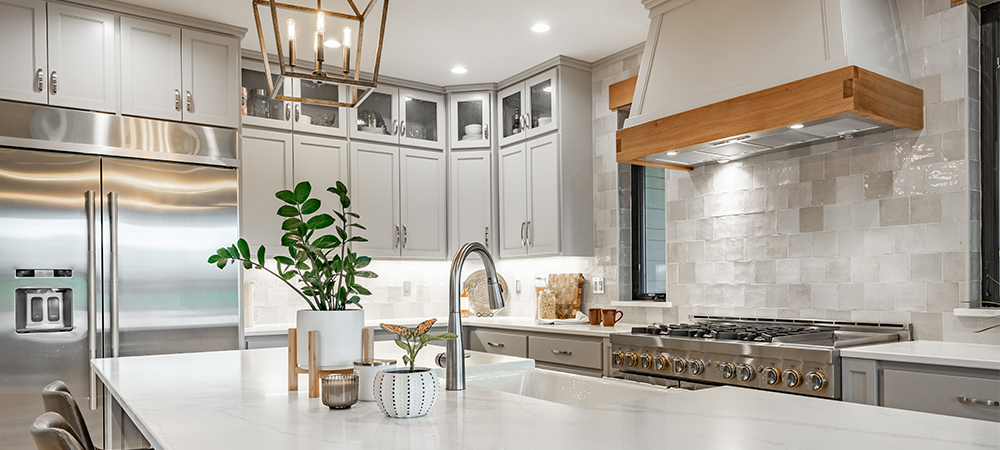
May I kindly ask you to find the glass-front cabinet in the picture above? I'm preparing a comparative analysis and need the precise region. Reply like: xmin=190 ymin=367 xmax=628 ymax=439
xmin=240 ymin=60 xmax=347 ymax=137
xmin=497 ymin=68 xmax=558 ymax=147
xmin=449 ymin=92 xmax=491 ymax=149
xmin=350 ymin=86 xmax=445 ymax=150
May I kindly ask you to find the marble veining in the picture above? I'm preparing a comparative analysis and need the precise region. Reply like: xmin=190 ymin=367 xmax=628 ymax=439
xmin=840 ymin=341 xmax=1000 ymax=370
xmin=93 ymin=348 xmax=999 ymax=450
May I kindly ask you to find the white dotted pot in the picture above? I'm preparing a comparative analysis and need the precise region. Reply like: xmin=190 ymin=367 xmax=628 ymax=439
xmin=374 ymin=368 xmax=439 ymax=418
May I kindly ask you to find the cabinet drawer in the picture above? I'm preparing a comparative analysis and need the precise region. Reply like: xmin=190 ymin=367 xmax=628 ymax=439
xmin=528 ymin=336 xmax=602 ymax=370
xmin=467 ymin=330 xmax=527 ymax=358
xmin=883 ymin=369 xmax=1000 ymax=422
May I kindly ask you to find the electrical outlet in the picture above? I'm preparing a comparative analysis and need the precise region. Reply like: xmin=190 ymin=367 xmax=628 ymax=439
xmin=515 ymin=280 xmax=521 ymax=294
xmin=403 ymin=281 xmax=411 ymax=296
xmin=592 ymin=277 xmax=605 ymax=294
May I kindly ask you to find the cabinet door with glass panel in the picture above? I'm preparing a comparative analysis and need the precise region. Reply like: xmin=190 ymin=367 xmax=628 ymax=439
xmin=291 ymin=78 xmax=347 ymax=137
xmin=241 ymin=59 xmax=293 ymax=130
xmin=349 ymin=85 xmax=399 ymax=145
xmin=449 ymin=91 xmax=491 ymax=149
xmin=497 ymin=68 xmax=558 ymax=147
xmin=350 ymin=85 xmax=445 ymax=150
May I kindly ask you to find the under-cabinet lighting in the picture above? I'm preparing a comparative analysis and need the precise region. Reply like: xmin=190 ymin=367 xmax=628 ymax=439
xmin=789 ymin=123 xmax=804 ymax=129
xmin=451 ymin=66 xmax=468 ymax=74
xmin=718 ymin=158 xmax=731 ymax=164
xmin=666 ymin=150 xmax=678 ymax=156
xmin=532 ymin=23 xmax=551 ymax=33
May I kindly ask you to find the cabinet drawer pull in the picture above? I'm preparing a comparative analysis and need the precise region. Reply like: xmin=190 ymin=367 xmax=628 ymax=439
xmin=958 ymin=396 xmax=1000 ymax=407
xmin=36 ymin=68 xmax=44 ymax=92
xmin=551 ymin=349 xmax=572 ymax=355
xmin=486 ymin=341 xmax=505 ymax=348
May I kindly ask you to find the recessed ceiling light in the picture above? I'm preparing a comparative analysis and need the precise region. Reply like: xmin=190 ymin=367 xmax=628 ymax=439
xmin=532 ymin=23 xmax=551 ymax=33
xmin=718 ymin=158 xmax=730 ymax=164
xmin=665 ymin=150 xmax=678 ymax=156
xmin=789 ymin=123 xmax=804 ymax=129
xmin=451 ymin=66 xmax=467 ymax=74
xmin=324 ymin=40 xmax=341 ymax=48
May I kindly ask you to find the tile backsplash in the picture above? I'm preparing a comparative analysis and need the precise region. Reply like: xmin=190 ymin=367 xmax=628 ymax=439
xmin=245 ymin=0 xmax=999 ymax=344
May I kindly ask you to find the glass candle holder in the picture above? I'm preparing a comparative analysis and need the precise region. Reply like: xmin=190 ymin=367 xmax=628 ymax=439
xmin=321 ymin=373 xmax=359 ymax=409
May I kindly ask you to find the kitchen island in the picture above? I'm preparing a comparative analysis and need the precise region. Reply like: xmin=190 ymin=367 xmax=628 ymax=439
xmin=92 ymin=348 xmax=1000 ymax=450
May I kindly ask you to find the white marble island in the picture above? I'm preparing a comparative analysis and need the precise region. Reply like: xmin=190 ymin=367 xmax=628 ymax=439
xmin=92 ymin=348 xmax=1000 ymax=450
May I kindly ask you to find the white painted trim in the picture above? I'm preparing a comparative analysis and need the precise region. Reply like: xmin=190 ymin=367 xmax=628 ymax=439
xmin=611 ymin=301 xmax=673 ymax=309
xmin=591 ymin=42 xmax=646 ymax=71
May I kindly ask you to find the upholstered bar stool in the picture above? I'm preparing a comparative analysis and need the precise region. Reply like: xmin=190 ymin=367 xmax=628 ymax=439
xmin=40 ymin=381 xmax=95 ymax=450
xmin=30 ymin=412 xmax=86 ymax=450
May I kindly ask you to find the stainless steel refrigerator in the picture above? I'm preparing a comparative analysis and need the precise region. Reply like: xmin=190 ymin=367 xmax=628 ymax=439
xmin=0 ymin=102 xmax=240 ymax=449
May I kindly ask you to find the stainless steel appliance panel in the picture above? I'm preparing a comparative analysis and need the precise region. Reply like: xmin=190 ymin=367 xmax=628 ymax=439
xmin=100 ymin=158 xmax=239 ymax=357
xmin=0 ymin=148 xmax=103 ymax=450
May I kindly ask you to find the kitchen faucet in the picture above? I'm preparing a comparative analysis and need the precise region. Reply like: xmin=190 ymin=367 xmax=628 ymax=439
xmin=446 ymin=242 xmax=504 ymax=390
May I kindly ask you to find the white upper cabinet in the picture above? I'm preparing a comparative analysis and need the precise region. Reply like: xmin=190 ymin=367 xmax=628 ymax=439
xmin=292 ymin=134 xmax=349 ymax=211
xmin=181 ymin=29 xmax=239 ymax=128
xmin=241 ymin=59 xmax=293 ymax=130
xmin=449 ymin=91 xmax=491 ymax=149
xmin=120 ymin=17 xmax=182 ymax=121
xmin=240 ymin=128 xmax=294 ymax=252
xmin=499 ymin=135 xmax=561 ymax=257
xmin=351 ymin=141 xmax=400 ymax=258
xmin=498 ymin=144 xmax=528 ymax=258
xmin=291 ymin=79 xmax=347 ymax=137
xmin=497 ymin=68 xmax=558 ymax=147
xmin=0 ymin=0 xmax=47 ymax=104
xmin=47 ymin=3 xmax=116 ymax=113
xmin=450 ymin=150 xmax=492 ymax=253
xmin=350 ymin=86 xmax=445 ymax=150
xmin=400 ymin=148 xmax=446 ymax=259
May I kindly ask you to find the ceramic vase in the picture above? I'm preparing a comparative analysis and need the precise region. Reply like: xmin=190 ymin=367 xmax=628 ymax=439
xmin=373 ymin=368 xmax=439 ymax=418
xmin=295 ymin=309 xmax=364 ymax=370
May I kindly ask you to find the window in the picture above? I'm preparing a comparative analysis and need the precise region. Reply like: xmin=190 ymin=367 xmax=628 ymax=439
xmin=982 ymin=4 xmax=999 ymax=307
xmin=631 ymin=165 xmax=667 ymax=300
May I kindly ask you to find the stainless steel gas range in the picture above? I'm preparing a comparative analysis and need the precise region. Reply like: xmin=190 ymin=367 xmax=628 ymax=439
xmin=609 ymin=316 xmax=911 ymax=399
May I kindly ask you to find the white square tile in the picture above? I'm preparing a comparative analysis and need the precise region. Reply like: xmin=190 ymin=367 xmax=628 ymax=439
xmin=776 ymin=259 xmax=801 ymax=283
xmin=910 ymin=253 xmax=943 ymax=282
xmin=695 ymin=262 xmax=715 ymax=284
xmin=895 ymin=224 xmax=927 ymax=254
xmin=754 ymin=260 xmax=776 ymax=283
xmin=865 ymin=283 xmax=895 ymax=311
xmin=801 ymin=258 xmax=826 ymax=283
xmin=813 ymin=231 xmax=838 ymax=257
xmin=838 ymin=284 xmax=866 ymax=310
xmin=879 ymin=254 xmax=910 ymax=282
xmin=788 ymin=284 xmax=812 ymax=308
xmin=894 ymin=282 xmax=927 ymax=312
xmin=826 ymin=257 xmax=852 ymax=283
xmin=705 ymin=239 xmax=725 ymax=261
xmin=838 ymin=229 xmax=866 ymax=256
xmin=926 ymin=221 xmax=964 ymax=252
xmin=744 ymin=285 xmax=766 ymax=307
xmin=824 ymin=203 xmax=852 ymax=231
xmin=766 ymin=285 xmax=788 ymax=308
xmin=836 ymin=175 xmax=864 ymax=203
xmin=724 ymin=238 xmax=745 ymax=261
xmin=788 ymin=233 xmax=813 ymax=258
xmin=851 ymin=255 xmax=880 ymax=283
xmin=812 ymin=283 xmax=838 ymax=309
xmin=776 ymin=208 xmax=800 ymax=234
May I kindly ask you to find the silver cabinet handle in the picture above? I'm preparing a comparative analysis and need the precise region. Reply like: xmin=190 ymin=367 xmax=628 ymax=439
xmin=402 ymin=225 xmax=408 ymax=249
xmin=400 ymin=120 xmax=406 ymax=138
xmin=395 ymin=225 xmax=400 ymax=249
xmin=295 ymin=104 xmax=301 ymax=122
xmin=551 ymin=350 xmax=572 ymax=355
xmin=520 ymin=221 xmax=526 ymax=247
xmin=486 ymin=341 xmax=505 ymax=348
xmin=174 ymin=89 xmax=181 ymax=111
xmin=285 ymin=103 xmax=292 ymax=121
xmin=392 ymin=119 xmax=399 ymax=135
xmin=524 ymin=112 xmax=531 ymax=129
xmin=483 ymin=123 xmax=489 ymax=140
xmin=108 ymin=192 xmax=120 ymax=357
xmin=519 ymin=114 xmax=526 ymax=131
xmin=185 ymin=91 xmax=193 ymax=112
xmin=485 ymin=226 xmax=489 ymax=248
xmin=526 ymin=220 xmax=532 ymax=247
xmin=36 ymin=69 xmax=44 ymax=92
xmin=50 ymin=71 xmax=57 ymax=95
xmin=958 ymin=396 xmax=1000 ymax=407
xmin=85 ymin=191 xmax=98 ymax=410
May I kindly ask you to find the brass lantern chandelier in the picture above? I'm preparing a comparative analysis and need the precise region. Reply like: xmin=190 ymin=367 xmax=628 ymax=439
xmin=252 ymin=0 xmax=388 ymax=107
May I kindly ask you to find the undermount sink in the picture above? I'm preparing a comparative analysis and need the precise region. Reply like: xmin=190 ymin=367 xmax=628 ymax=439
xmin=463 ymin=368 xmax=671 ymax=408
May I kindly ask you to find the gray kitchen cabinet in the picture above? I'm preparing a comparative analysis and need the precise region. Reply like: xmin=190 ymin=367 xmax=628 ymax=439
xmin=528 ymin=335 xmax=603 ymax=370
xmin=181 ymin=28 xmax=239 ymax=128
xmin=467 ymin=330 xmax=528 ymax=358
xmin=842 ymin=357 xmax=1000 ymax=422
xmin=120 ymin=17 xmax=182 ymax=121
xmin=465 ymin=326 xmax=606 ymax=376
xmin=449 ymin=91 xmax=491 ymax=149
xmin=0 ymin=0 xmax=47 ymax=104
xmin=350 ymin=141 xmax=446 ymax=260
xmin=240 ymin=59 xmax=348 ymax=137
xmin=349 ymin=85 xmax=445 ymax=150
xmin=450 ymin=150 xmax=493 ymax=253
xmin=496 ymin=62 xmax=593 ymax=259
xmin=240 ymin=128 xmax=348 ymax=254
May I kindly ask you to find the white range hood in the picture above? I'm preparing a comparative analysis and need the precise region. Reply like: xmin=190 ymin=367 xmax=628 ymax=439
xmin=617 ymin=0 xmax=923 ymax=169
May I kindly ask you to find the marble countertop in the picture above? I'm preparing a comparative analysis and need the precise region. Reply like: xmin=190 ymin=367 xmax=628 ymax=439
xmin=463 ymin=316 xmax=643 ymax=337
xmin=245 ymin=317 xmax=447 ymax=337
xmin=840 ymin=341 xmax=1000 ymax=371
xmin=93 ymin=348 xmax=999 ymax=450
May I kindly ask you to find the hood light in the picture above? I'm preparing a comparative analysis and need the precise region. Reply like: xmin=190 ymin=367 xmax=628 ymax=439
xmin=789 ymin=123 xmax=804 ymax=129
xmin=666 ymin=150 xmax=678 ymax=156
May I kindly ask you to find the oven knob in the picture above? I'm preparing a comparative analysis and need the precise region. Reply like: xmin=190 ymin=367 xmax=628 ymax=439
xmin=653 ymin=355 xmax=668 ymax=371
xmin=762 ymin=367 xmax=781 ymax=385
xmin=719 ymin=362 xmax=736 ymax=379
xmin=672 ymin=357 xmax=687 ymax=374
xmin=624 ymin=352 xmax=639 ymax=367
xmin=639 ymin=353 xmax=652 ymax=369
xmin=689 ymin=359 xmax=705 ymax=375
xmin=783 ymin=369 xmax=803 ymax=388
xmin=737 ymin=364 xmax=755 ymax=382
xmin=612 ymin=351 xmax=624 ymax=366
xmin=806 ymin=371 xmax=827 ymax=391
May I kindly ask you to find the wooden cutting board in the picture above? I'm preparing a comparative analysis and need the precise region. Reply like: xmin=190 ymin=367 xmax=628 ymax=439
xmin=547 ymin=273 xmax=583 ymax=319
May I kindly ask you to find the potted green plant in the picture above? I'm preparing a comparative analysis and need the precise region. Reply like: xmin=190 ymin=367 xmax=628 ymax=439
xmin=208 ymin=181 xmax=377 ymax=370
xmin=373 ymin=319 xmax=456 ymax=418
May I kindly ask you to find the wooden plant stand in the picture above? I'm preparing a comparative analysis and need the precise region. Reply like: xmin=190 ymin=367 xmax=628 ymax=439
xmin=287 ymin=328 xmax=352 ymax=398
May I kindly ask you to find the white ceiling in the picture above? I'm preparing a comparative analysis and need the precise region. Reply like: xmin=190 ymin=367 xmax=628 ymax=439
xmin=114 ymin=0 xmax=650 ymax=87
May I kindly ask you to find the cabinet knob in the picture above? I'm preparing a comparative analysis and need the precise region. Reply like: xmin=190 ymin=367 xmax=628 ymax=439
xmin=50 ymin=71 xmax=57 ymax=95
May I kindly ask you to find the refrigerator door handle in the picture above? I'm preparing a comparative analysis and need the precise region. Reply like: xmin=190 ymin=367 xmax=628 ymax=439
xmin=86 ymin=191 xmax=98 ymax=411
xmin=108 ymin=192 xmax=120 ymax=358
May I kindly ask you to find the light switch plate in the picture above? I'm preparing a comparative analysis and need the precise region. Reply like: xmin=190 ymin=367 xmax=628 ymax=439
xmin=592 ymin=277 xmax=605 ymax=294
xmin=403 ymin=281 xmax=411 ymax=296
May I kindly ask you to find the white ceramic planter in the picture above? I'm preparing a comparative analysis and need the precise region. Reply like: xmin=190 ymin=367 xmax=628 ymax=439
xmin=374 ymin=368 xmax=439 ymax=418
xmin=296 ymin=309 xmax=364 ymax=370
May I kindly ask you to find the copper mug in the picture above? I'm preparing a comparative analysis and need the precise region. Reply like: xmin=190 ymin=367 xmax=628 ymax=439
xmin=601 ymin=309 xmax=624 ymax=326
xmin=587 ymin=308 xmax=602 ymax=325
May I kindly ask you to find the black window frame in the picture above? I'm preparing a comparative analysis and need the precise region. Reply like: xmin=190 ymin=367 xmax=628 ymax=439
xmin=982 ymin=3 xmax=999 ymax=307
xmin=630 ymin=164 xmax=667 ymax=301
